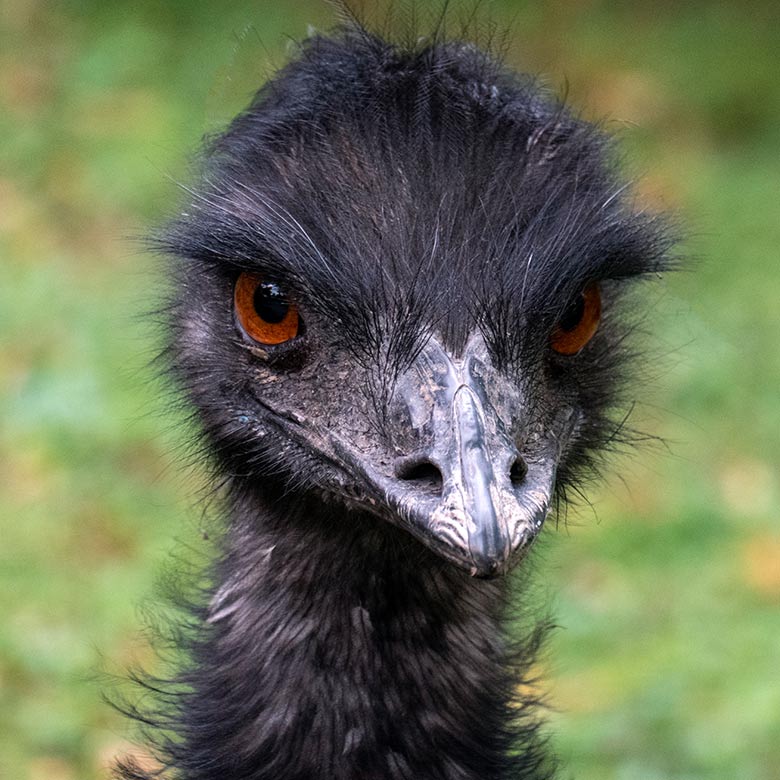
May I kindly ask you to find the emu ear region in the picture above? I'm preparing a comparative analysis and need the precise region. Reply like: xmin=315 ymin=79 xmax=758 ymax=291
xmin=330 ymin=335 xmax=574 ymax=579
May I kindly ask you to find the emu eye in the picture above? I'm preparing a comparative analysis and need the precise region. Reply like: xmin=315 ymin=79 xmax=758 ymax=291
xmin=550 ymin=282 xmax=601 ymax=355
xmin=234 ymin=272 xmax=300 ymax=346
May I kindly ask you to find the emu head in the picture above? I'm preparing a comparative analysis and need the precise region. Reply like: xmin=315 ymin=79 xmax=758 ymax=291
xmin=163 ymin=32 xmax=669 ymax=577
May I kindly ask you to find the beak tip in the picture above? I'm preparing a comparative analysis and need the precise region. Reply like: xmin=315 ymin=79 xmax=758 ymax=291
xmin=468 ymin=563 xmax=503 ymax=579
xmin=466 ymin=520 xmax=543 ymax=578
xmin=466 ymin=549 xmax=510 ymax=579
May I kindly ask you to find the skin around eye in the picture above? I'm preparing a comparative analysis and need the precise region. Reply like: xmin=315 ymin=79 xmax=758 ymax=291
xmin=234 ymin=272 xmax=300 ymax=346
xmin=550 ymin=282 xmax=601 ymax=355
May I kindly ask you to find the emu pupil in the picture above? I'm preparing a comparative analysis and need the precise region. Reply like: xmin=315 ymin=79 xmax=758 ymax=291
xmin=253 ymin=281 xmax=289 ymax=323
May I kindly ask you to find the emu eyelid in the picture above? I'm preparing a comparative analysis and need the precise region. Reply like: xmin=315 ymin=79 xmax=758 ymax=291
xmin=550 ymin=282 xmax=602 ymax=355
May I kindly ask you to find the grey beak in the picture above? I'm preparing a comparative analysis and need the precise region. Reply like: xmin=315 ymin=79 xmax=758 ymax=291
xmin=382 ymin=335 xmax=559 ymax=577
xmin=450 ymin=383 xmax=510 ymax=575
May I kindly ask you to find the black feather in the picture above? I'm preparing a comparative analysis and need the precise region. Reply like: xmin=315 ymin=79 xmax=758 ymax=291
xmin=117 ymin=16 xmax=675 ymax=780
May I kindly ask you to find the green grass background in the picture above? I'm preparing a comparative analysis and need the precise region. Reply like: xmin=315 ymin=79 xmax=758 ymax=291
xmin=1 ymin=1 xmax=778 ymax=778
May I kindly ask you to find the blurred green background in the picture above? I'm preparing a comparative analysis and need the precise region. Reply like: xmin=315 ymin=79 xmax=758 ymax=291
xmin=1 ymin=1 xmax=778 ymax=778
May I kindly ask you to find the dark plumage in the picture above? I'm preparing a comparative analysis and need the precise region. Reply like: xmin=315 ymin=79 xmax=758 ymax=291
xmin=116 ymin=20 xmax=673 ymax=780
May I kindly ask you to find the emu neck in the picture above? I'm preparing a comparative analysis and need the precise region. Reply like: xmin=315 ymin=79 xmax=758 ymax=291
xmin=175 ymin=487 xmax=550 ymax=780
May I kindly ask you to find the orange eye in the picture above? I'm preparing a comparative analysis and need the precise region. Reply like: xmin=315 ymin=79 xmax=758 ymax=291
xmin=550 ymin=282 xmax=602 ymax=355
xmin=234 ymin=272 xmax=300 ymax=346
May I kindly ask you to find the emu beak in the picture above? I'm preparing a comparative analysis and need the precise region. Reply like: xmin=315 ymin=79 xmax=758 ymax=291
xmin=336 ymin=335 xmax=564 ymax=578
xmin=390 ymin=379 xmax=556 ymax=578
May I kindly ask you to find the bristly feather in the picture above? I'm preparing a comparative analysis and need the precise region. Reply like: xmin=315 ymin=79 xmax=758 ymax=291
xmin=117 ymin=12 xmax=676 ymax=780
xmin=115 ymin=491 xmax=558 ymax=780
xmin=158 ymin=25 xmax=672 ymax=369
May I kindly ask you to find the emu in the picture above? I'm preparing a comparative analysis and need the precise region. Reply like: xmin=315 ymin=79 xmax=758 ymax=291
xmin=118 ymin=22 xmax=672 ymax=780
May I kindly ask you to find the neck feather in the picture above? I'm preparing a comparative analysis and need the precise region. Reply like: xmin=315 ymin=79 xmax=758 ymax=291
xmin=119 ymin=484 xmax=554 ymax=780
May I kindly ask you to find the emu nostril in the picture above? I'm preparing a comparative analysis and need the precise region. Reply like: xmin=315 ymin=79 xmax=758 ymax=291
xmin=396 ymin=459 xmax=444 ymax=495
xmin=509 ymin=457 xmax=528 ymax=485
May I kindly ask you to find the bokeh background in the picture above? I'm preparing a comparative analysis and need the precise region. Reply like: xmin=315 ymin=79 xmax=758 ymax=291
xmin=1 ymin=1 xmax=779 ymax=778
